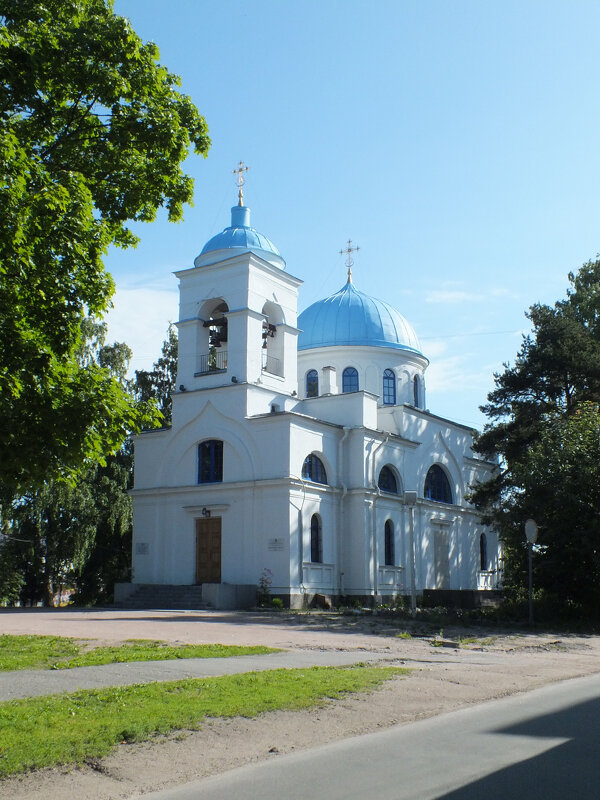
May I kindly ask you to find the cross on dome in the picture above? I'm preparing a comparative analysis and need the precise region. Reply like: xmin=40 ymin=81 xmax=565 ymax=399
xmin=339 ymin=239 xmax=359 ymax=283
xmin=233 ymin=161 xmax=249 ymax=206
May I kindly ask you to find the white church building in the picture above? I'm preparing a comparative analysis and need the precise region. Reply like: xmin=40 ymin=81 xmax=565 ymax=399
xmin=127 ymin=180 xmax=500 ymax=609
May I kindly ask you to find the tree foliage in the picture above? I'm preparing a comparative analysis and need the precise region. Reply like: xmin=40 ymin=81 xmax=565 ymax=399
xmin=473 ymin=259 xmax=600 ymax=616
xmin=134 ymin=323 xmax=178 ymax=427
xmin=0 ymin=0 xmax=209 ymax=492
xmin=0 ymin=326 xmax=178 ymax=606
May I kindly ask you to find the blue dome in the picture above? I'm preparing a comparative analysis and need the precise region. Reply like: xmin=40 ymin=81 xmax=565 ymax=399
xmin=298 ymin=280 xmax=424 ymax=356
xmin=194 ymin=205 xmax=284 ymax=268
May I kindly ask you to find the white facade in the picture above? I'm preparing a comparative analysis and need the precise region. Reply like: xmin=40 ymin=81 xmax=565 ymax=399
xmin=131 ymin=202 xmax=500 ymax=607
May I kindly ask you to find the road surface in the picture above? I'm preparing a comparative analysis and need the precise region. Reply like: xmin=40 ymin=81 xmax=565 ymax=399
xmin=136 ymin=672 xmax=600 ymax=800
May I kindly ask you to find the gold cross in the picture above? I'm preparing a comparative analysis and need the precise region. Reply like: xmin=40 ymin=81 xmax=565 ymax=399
xmin=233 ymin=161 xmax=249 ymax=206
xmin=339 ymin=239 xmax=359 ymax=282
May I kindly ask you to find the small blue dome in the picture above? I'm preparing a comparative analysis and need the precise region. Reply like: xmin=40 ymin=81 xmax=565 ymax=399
xmin=298 ymin=280 xmax=424 ymax=356
xmin=194 ymin=205 xmax=284 ymax=268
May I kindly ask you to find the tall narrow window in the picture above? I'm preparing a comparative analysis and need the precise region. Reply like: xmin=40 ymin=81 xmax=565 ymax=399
xmin=378 ymin=466 xmax=398 ymax=494
xmin=383 ymin=369 xmax=396 ymax=405
xmin=424 ymin=465 xmax=453 ymax=504
xmin=413 ymin=375 xmax=419 ymax=407
xmin=384 ymin=520 xmax=395 ymax=566
xmin=342 ymin=367 xmax=359 ymax=393
xmin=480 ymin=533 xmax=488 ymax=571
xmin=302 ymin=454 xmax=328 ymax=485
xmin=310 ymin=514 xmax=323 ymax=563
xmin=198 ymin=440 xmax=223 ymax=483
xmin=306 ymin=369 xmax=319 ymax=398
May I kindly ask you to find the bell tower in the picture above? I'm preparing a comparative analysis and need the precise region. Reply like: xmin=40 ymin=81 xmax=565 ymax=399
xmin=174 ymin=166 xmax=301 ymax=401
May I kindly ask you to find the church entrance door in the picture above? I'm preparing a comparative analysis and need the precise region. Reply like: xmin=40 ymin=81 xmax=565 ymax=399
xmin=196 ymin=518 xmax=221 ymax=584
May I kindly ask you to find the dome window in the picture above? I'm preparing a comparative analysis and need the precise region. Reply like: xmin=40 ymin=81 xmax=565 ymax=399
xmin=306 ymin=369 xmax=319 ymax=398
xmin=383 ymin=369 xmax=396 ymax=405
xmin=342 ymin=367 xmax=359 ymax=393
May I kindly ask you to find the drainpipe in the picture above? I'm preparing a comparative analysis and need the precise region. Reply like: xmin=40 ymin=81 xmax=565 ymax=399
xmin=338 ymin=427 xmax=351 ymax=598
xmin=370 ymin=433 xmax=390 ymax=602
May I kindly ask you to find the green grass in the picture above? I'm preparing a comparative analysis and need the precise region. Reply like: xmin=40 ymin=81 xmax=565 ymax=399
xmin=57 ymin=641 xmax=277 ymax=668
xmin=0 ymin=665 xmax=408 ymax=777
xmin=0 ymin=635 xmax=278 ymax=672
xmin=0 ymin=636 xmax=80 ymax=671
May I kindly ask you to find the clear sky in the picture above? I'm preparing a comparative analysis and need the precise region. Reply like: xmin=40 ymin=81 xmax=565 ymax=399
xmin=107 ymin=0 xmax=600 ymax=429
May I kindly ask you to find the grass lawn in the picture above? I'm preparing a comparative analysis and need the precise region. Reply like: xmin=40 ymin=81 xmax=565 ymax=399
xmin=0 ymin=635 xmax=278 ymax=672
xmin=0 ymin=665 xmax=408 ymax=777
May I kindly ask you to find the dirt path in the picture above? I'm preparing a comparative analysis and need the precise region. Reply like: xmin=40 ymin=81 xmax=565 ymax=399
xmin=2 ymin=608 xmax=599 ymax=800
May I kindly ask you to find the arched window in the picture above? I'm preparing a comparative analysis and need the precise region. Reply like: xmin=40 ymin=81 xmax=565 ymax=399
xmin=198 ymin=440 xmax=223 ymax=483
xmin=424 ymin=465 xmax=453 ymax=504
xmin=383 ymin=369 xmax=396 ymax=405
xmin=206 ymin=302 xmax=228 ymax=351
xmin=378 ymin=466 xmax=398 ymax=494
xmin=384 ymin=520 xmax=395 ymax=566
xmin=306 ymin=369 xmax=319 ymax=398
xmin=198 ymin=300 xmax=229 ymax=373
xmin=342 ymin=367 xmax=359 ymax=393
xmin=302 ymin=454 xmax=328 ymax=485
xmin=480 ymin=533 xmax=488 ymax=571
xmin=310 ymin=514 xmax=323 ymax=563
xmin=413 ymin=374 xmax=419 ymax=407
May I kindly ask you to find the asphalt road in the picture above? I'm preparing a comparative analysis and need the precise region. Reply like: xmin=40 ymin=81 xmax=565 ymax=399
xmin=135 ymin=672 xmax=600 ymax=800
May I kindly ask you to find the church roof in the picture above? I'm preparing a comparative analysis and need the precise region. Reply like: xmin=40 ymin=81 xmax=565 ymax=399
xmin=298 ymin=279 xmax=424 ymax=356
xmin=194 ymin=205 xmax=285 ymax=269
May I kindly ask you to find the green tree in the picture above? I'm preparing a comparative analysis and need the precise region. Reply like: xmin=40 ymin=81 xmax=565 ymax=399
xmin=13 ymin=477 xmax=98 ymax=606
xmin=68 ymin=448 xmax=134 ymax=605
xmin=4 ymin=325 xmax=179 ymax=606
xmin=0 ymin=534 xmax=24 ymax=605
xmin=473 ymin=259 xmax=600 ymax=616
xmin=0 ymin=0 xmax=209 ymax=493
xmin=488 ymin=404 xmax=600 ymax=613
xmin=75 ymin=326 xmax=178 ymax=603
xmin=2 ymin=319 xmax=138 ymax=605
xmin=135 ymin=323 xmax=178 ymax=427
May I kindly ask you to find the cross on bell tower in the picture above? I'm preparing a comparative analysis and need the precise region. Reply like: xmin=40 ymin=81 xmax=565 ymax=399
xmin=233 ymin=161 xmax=249 ymax=206
xmin=339 ymin=239 xmax=359 ymax=283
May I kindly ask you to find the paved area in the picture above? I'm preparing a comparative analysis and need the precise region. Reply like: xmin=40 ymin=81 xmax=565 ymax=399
xmin=0 ymin=649 xmax=395 ymax=701
xmin=138 ymin=673 xmax=600 ymax=800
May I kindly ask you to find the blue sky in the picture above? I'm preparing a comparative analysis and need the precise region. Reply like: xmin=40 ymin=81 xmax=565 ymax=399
xmin=107 ymin=0 xmax=600 ymax=429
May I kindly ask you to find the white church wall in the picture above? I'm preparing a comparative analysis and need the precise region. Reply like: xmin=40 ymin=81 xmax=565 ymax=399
xmin=289 ymin=419 xmax=338 ymax=483
xmin=296 ymin=391 xmax=378 ymax=429
xmin=339 ymin=493 xmax=372 ymax=596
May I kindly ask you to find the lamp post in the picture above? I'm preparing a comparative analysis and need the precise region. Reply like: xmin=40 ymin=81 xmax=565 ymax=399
xmin=404 ymin=491 xmax=418 ymax=618
xmin=524 ymin=518 xmax=538 ymax=627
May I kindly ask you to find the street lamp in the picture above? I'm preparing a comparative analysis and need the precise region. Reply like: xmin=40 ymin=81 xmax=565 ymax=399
xmin=404 ymin=491 xmax=418 ymax=618
xmin=524 ymin=518 xmax=538 ymax=626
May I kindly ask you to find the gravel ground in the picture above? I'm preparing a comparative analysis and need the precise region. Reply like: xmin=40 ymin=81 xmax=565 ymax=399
xmin=1 ymin=608 xmax=599 ymax=800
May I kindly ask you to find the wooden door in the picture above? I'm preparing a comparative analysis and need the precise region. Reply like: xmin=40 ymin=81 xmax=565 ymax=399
xmin=196 ymin=518 xmax=221 ymax=584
